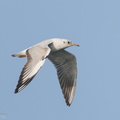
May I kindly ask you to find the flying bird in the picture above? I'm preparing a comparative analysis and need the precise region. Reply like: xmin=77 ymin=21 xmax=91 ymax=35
xmin=12 ymin=38 xmax=79 ymax=106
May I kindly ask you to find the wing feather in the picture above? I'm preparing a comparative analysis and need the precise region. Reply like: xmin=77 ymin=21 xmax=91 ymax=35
xmin=15 ymin=45 xmax=51 ymax=93
xmin=48 ymin=50 xmax=77 ymax=106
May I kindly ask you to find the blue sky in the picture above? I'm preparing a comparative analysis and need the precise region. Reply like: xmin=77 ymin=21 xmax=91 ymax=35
xmin=1 ymin=0 xmax=120 ymax=120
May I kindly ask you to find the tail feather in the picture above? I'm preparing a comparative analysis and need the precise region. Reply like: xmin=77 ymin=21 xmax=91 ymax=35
xmin=11 ymin=54 xmax=17 ymax=57
xmin=11 ymin=50 xmax=27 ymax=57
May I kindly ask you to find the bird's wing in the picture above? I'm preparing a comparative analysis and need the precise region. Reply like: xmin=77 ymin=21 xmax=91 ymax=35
xmin=15 ymin=45 xmax=51 ymax=93
xmin=48 ymin=50 xmax=77 ymax=106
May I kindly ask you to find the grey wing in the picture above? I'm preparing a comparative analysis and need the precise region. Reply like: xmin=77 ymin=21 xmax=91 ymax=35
xmin=15 ymin=45 xmax=51 ymax=93
xmin=48 ymin=50 xmax=77 ymax=106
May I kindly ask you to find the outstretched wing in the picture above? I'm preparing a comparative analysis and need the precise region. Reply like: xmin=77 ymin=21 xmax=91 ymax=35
xmin=48 ymin=50 xmax=77 ymax=106
xmin=15 ymin=45 xmax=51 ymax=93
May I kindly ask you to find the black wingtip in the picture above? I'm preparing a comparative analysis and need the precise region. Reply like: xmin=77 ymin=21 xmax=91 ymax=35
xmin=14 ymin=91 xmax=17 ymax=94
xmin=66 ymin=102 xmax=71 ymax=107
xmin=14 ymin=88 xmax=18 ymax=93
xmin=67 ymin=104 xmax=71 ymax=107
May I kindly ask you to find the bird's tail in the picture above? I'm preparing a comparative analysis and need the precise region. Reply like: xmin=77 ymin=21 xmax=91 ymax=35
xmin=11 ymin=50 xmax=27 ymax=58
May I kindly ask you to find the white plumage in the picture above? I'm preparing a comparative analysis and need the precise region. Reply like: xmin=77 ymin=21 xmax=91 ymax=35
xmin=12 ymin=38 xmax=79 ymax=106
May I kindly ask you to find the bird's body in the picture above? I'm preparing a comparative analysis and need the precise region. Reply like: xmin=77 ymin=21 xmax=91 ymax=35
xmin=12 ymin=38 xmax=79 ymax=106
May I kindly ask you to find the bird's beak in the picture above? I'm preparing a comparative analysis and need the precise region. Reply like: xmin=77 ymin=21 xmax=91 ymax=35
xmin=71 ymin=43 xmax=80 ymax=46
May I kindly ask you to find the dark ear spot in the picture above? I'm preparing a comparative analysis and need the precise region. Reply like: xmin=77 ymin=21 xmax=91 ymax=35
xmin=63 ymin=41 xmax=65 ymax=44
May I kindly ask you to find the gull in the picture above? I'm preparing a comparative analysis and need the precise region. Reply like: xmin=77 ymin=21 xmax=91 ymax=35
xmin=12 ymin=38 xmax=79 ymax=106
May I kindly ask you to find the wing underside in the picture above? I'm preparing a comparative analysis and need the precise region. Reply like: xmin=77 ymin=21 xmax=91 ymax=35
xmin=15 ymin=45 xmax=51 ymax=93
xmin=48 ymin=50 xmax=77 ymax=106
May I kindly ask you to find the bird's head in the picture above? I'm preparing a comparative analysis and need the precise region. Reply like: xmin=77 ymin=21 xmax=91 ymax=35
xmin=50 ymin=38 xmax=79 ymax=51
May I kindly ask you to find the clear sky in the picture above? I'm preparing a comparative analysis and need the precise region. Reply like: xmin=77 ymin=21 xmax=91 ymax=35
xmin=1 ymin=0 xmax=120 ymax=120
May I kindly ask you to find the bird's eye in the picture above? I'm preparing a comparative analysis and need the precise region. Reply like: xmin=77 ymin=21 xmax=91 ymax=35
xmin=68 ymin=41 xmax=70 ymax=44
